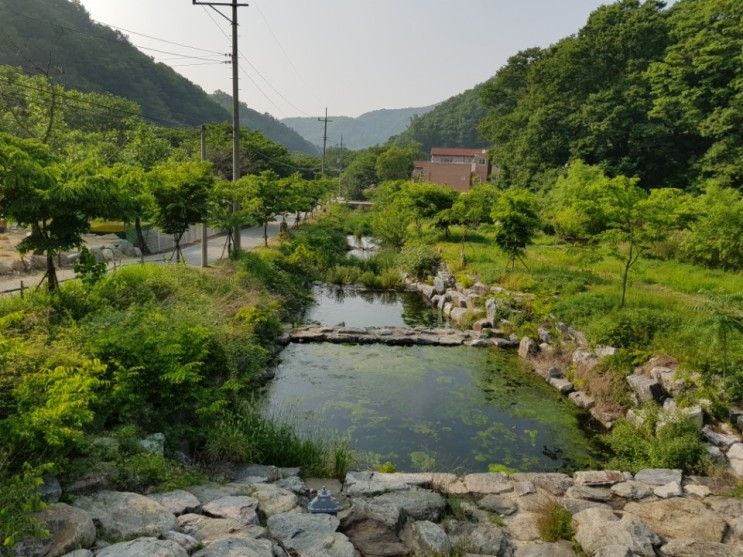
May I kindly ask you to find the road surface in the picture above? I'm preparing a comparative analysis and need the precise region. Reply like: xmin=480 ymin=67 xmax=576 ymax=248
xmin=0 ymin=219 xmax=290 ymax=294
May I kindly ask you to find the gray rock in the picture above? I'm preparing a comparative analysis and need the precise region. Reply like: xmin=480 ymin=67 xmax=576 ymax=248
xmin=38 ymin=476 xmax=62 ymax=503
xmin=548 ymin=377 xmax=574 ymax=394
xmin=343 ymin=471 xmax=409 ymax=497
xmin=463 ymin=473 xmax=511 ymax=495
xmin=574 ymin=470 xmax=625 ymax=487
xmin=343 ymin=519 xmax=407 ymax=556
xmin=593 ymin=546 xmax=634 ymax=557
xmin=659 ymin=539 xmax=743 ymax=557
xmin=546 ymin=367 xmax=563 ymax=378
xmin=568 ymin=391 xmax=595 ymax=409
xmin=275 ymin=475 xmax=308 ymax=495
xmin=477 ymin=494 xmax=518 ymax=515
xmin=401 ymin=520 xmax=451 ymax=555
xmin=634 ymin=468 xmax=682 ymax=486
xmin=242 ymin=483 xmax=297 ymax=517
xmin=450 ymin=307 xmax=469 ymax=324
xmin=650 ymin=366 xmax=687 ymax=395
xmin=511 ymin=473 xmax=573 ymax=496
xmin=202 ymin=496 xmax=259 ymax=524
xmin=59 ymin=551 xmax=93 ymax=557
xmin=610 ymin=481 xmax=655 ymax=500
xmin=573 ymin=507 xmax=661 ymax=557
xmin=624 ymin=498 xmax=728 ymax=543
xmin=12 ymin=503 xmax=96 ymax=557
xmin=448 ymin=522 xmax=510 ymax=556
xmin=0 ymin=260 xmax=13 ymax=275
xmin=266 ymin=513 xmax=354 ymax=557
xmin=149 ymin=490 xmax=202 ymax=516
xmin=472 ymin=318 xmax=493 ymax=332
xmin=513 ymin=481 xmax=536 ymax=497
xmin=653 ymin=481 xmax=682 ymax=498
xmin=560 ymin=497 xmax=612 ymax=515
xmin=486 ymin=298 xmax=498 ymax=322
xmin=187 ymin=483 xmax=250 ymax=505
xmin=572 ymin=349 xmax=598 ymax=369
xmin=72 ymin=491 xmax=175 ymax=541
xmin=176 ymin=513 xmax=265 ymax=544
xmin=371 ymin=488 xmax=446 ymax=521
xmin=627 ymin=374 xmax=665 ymax=403
xmin=162 ymin=531 xmax=200 ymax=553
xmin=683 ymin=483 xmax=711 ymax=498
xmin=505 ymin=512 xmax=541 ymax=541
xmin=138 ymin=432 xmax=165 ymax=455
xmin=192 ymin=536 xmax=273 ymax=557
xmin=96 ymin=538 xmax=187 ymax=557
xmin=595 ymin=345 xmax=618 ymax=359
xmin=564 ymin=485 xmax=611 ymax=502
xmin=706 ymin=443 xmax=726 ymax=462
xmin=433 ymin=276 xmax=446 ymax=295
xmin=518 ymin=336 xmax=539 ymax=359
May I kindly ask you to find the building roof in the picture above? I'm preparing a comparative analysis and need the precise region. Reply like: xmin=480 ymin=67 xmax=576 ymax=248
xmin=430 ymin=147 xmax=488 ymax=157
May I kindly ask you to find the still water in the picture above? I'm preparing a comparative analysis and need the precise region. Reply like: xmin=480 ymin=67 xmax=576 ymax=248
xmin=264 ymin=287 xmax=604 ymax=472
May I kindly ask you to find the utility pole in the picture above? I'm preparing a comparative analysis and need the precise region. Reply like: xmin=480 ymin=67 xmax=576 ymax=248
xmin=193 ymin=0 xmax=248 ymax=252
xmin=337 ymin=135 xmax=343 ymax=198
xmin=200 ymin=124 xmax=208 ymax=267
xmin=318 ymin=107 xmax=332 ymax=176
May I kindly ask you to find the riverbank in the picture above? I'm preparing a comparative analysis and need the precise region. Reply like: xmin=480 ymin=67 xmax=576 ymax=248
xmin=19 ymin=465 xmax=743 ymax=556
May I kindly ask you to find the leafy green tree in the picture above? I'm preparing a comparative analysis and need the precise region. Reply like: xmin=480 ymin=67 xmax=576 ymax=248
xmin=400 ymin=182 xmax=459 ymax=233
xmin=375 ymin=146 xmax=417 ymax=181
xmin=208 ymin=178 xmax=256 ymax=257
xmin=0 ymin=134 xmax=119 ymax=290
xmin=340 ymin=150 xmax=380 ymax=200
xmin=150 ymin=161 xmax=213 ymax=261
xmin=450 ymin=183 xmax=500 ymax=236
xmin=491 ymin=188 xmax=540 ymax=269
xmin=240 ymin=170 xmax=286 ymax=246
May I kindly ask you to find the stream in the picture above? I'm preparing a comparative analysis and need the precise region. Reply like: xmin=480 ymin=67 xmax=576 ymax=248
xmin=263 ymin=285 xmax=605 ymax=473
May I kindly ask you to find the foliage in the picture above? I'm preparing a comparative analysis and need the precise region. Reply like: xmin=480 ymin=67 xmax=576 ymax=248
xmin=536 ymin=502 xmax=574 ymax=542
xmin=112 ymin=453 xmax=204 ymax=493
xmin=399 ymin=244 xmax=441 ymax=280
xmin=73 ymin=246 xmax=107 ymax=286
xmin=490 ymin=188 xmax=540 ymax=268
xmin=377 ymin=461 xmax=397 ymax=473
xmin=587 ymin=308 xmax=677 ymax=349
xmin=0 ymin=463 xmax=48 ymax=555
xmin=374 ymin=145 xmax=418 ymax=181
xmin=606 ymin=414 xmax=709 ymax=473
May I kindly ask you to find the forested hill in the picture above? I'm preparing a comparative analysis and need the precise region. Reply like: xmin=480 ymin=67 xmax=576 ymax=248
xmin=0 ymin=0 xmax=228 ymax=126
xmin=391 ymin=81 xmax=491 ymax=152
xmin=282 ymin=105 xmax=435 ymax=150
xmin=210 ymin=91 xmax=318 ymax=156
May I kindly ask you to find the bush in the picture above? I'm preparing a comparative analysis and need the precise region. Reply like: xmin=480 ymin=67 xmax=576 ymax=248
xmin=235 ymin=303 xmax=282 ymax=346
xmin=536 ymin=501 xmax=574 ymax=542
xmin=587 ymin=308 xmax=677 ymax=349
xmin=113 ymin=453 xmax=204 ymax=493
xmin=399 ymin=244 xmax=441 ymax=279
xmin=551 ymin=292 xmax=614 ymax=325
xmin=0 ymin=464 xmax=48 ymax=555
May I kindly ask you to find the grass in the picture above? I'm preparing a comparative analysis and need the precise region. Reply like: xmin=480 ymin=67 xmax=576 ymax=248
xmin=536 ymin=501 xmax=574 ymax=542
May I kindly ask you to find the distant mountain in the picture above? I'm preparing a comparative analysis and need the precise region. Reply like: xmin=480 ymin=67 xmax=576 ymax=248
xmin=0 ymin=0 xmax=230 ymax=127
xmin=282 ymin=105 xmax=435 ymax=150
xmin=210 ymin=91 xmax=318 ymax=155
xmin=391 ymin=82 xmax=491 ymax=153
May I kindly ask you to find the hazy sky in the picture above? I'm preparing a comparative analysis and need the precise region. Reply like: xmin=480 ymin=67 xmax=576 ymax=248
xmin=79 ymin=0 xmax=610 ymax=119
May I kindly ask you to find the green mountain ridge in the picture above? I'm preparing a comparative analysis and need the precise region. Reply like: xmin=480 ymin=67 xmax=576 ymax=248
xmin=210 ymin=91 xmax=318 ymax=156
xmin=282 ymin=105 xmax=436 ymax=150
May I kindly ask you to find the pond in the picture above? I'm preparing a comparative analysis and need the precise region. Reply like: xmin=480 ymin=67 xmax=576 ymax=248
xmin=264 ymin=287 xmax=605 ymax=473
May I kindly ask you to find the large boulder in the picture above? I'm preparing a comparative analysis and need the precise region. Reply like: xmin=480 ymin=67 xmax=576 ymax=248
xmin=149 ymin=490 xmax=201 ymax=516
xmin=202 ymin=496 xmax=259 ymax=524
xmin=266 ymin=513 xmax=354 ymax=557
xmin=176 ymin=513 xmax=265 ymax=544
xmin=370 ymin=488 xmax=446 ymax=522
xmin=446 ymin=521 xmax=511 ymax=556
xmin=192 ymin=536 xmax=274 ymax=557
xmin=573 ymin=507 xmax=661 ymax=557
xmin=400 ymin=520 xmax=450 ymax=555
xmin=463 ymin=472 xmax=512 ymax=495
xmin=343 ymin=471 xmax=409 ymax=497
xmin=72 ymin=491 xmax=175 ymax=541
xmin=96 ymin=538 xmax=187 ymax=557
xmin=186 ymin=483 xmax=249 ymax=505
xmin=12 ymin=503 xmax=96 ymax=557
xmin=518 ymin=337 xmax=539 ymax=359
xmin=634 ymin=469 xmax=682 ymax=486
xmin=727 ymin=443 xmax=743 ymax=477
xmin=624 ymin=498 xmax=728 ymax=543
xmin=610 ymin=481 xmax=655 ymax=501
xmin=659 ymin=539 xmax=743 ymax=557
xmin=343 ymin=519 xmax=408 ymax=557
xmin=246 ymin=483 xmax=298 ymax=516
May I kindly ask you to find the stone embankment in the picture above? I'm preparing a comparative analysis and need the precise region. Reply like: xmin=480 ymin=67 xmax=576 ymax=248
xmin=18 ymin=466 xmax=743 ymax=557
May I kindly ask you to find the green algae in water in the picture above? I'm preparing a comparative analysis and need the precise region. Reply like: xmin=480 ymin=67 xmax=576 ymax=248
xmin=264 ymin=343 xmax=605 ymax=473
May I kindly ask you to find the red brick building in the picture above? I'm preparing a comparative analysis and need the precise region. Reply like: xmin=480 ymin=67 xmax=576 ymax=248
xmin=412 ymin=147 xmax=491 ymax=192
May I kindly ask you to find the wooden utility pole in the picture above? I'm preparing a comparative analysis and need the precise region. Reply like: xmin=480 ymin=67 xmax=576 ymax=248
xmin=200 ymin=124 xmax=208 ymax=267
xmin=318 ymin=107 xmax=332 ymax=176
xmin=193 ymin=0 xmax=248 ymax=252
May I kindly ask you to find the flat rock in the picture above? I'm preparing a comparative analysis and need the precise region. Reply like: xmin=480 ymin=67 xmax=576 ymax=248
xmin=73 ymin=491 xmax=175 ymax=541
xmin=683 ymin=483 xmax=711 ymax=498
xmin=344 ymin=471 xmax=409 ymax=496
xmin=654 ymin=481 xmax=682 ymax=498
xmin=548 ymin=377 xmax=574 ymax=394
xmin=58 ymin=551 xmax=93 ymax=557
xmin=176 ymin=513 xmax=265 ymax=544
xmin=96 ymin=538 xmax=187 ymax=557
xmin=343 ymin=519 xmax=407 ymax=557
xmin=574 ymin=470 xmax=625 ymax=487
xmin=401 ymin=520 xmax=450 ymax=555
xmin=518 ymin=336 xmax=539 ymax=359
xmin=371 ymin=488 xmax=446 ymax=521
xmin=560 ymin=497 xmax=613 ymax=515
xmin=162 ymin=531 xmax=200 ymax=553
xmin=246 ymin=483 xmax=297 ymax=516
xmin=573 ymin=507 xmax=661 ymax=557
xmin=706 ymin=496 xmax=743 ymax=519
xmin=464 ymin=473 xmax=511 ymax=494
xmin=192 ymin=536 xmax=274 ymax=557
xmin=477 ymin=494 xmax=518 ymax=515
xmin=430 ymin=473 xmax=468 ymax=494
xmin=512 ymin=473 xmax=573 ymax=496
xmin=447 ymin=522 xmax=510 ymax=556
xmin=13 ymin=503 xmax=96 ymax=557
xmin=568 ymin=391 xmax=595 ymax=409
xmin=514 ymin=541 xmax=576 ymax=557
xmin=634 ymin=469 xmax=682 ymax=486
xmin=610 ymin=481 xmax=655 ymax=500
xmin=702 ymin=426 xmax=741 ymax=450
xmin=627 ymin=374 xmax=665 ymax=403
xmin=565 ymin=485 xmax=612 ymax=502
xmin=267 ymin=513 xmax=354 ymax=557
xmin=202 ymin=496 xmax=259 ymax=524
xmin=149 ymin=490 xmax=201 ymax=516
xmin=624 ymin=498 xmax=727 ymax=543
xmin=275 ymin=476 xmax=308 ymax=494
xmin=593 ymin=546 xmax=634 ymax=557
xmin=659 ymin=539 xmax=743 ymax=557
xmin=187 ymin=483 xmax=248 ymax=505
xmin=505 ymin=512 xmax=541 ymax=541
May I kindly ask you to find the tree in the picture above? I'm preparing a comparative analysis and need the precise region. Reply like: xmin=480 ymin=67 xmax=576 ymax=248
xmin=240 ymin=170 xmax=285 ymax=247
xmin=490 ymin=188 xmax=540 ymax=269
xmin=400 ymin=182 xmax=458 ymax=233
xmin=208 ymin=178 xmax=257 ymax=257
xmin=375 ymin=146 xmax=417 ymax=181
xmin=450 ymin=183 xmax=500 ymax=235
xmin=0 ymin=134 xmax=119 ymax=290
xmin=150 ymin=161 xmax=212 ymax=262
xmin=339 ymin=149 xmax=380 ymax=200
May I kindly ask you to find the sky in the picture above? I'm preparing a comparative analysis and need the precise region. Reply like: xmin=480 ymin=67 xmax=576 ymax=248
xmin=78 ymin=0 xmax=611 ymax=119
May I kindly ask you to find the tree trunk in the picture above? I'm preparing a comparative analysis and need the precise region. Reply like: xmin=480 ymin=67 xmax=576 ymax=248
xmin=46 ymin=253 xmax=59 ymax=292
xmin=620 ymin=241 xmax=633 ymax=308
xmin=135 ymin=217 xmax=151 ymax=255
xmin=263 ymin=221 xmax=268 ymax=247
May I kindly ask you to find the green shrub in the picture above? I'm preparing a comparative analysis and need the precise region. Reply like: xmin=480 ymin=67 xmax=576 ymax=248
xmin=377 ymin=461 xmax=397 ymax=473
xmin=235 ymin=303 xmax=282 ymax=346
xmin=0 ymin=463 xmax=48 ymax=555
xmin=74 ymin=247 xmax=107 ymax=286
xmin=551 ymin=292 xmax=614 ymax=325
xmin=113 ymin=453 xmax=204 ymax=493
xmin=536 ymin=501 xmax=574 ymax=542
xmin=587 ymin=308 xmax=677 ymax=349
xmin=399 ymin=244 xmax=441 ymax=279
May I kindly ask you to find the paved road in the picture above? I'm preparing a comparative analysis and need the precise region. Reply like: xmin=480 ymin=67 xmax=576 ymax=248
xmin=0 ymin=219 xmax=291 ymax=294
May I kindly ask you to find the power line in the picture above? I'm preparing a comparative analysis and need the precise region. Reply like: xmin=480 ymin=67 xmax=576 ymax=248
xmin=104 ymin=24 xmax=225 ymax=56
xmin=135 ymin=45 xmax=227 ymax=63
